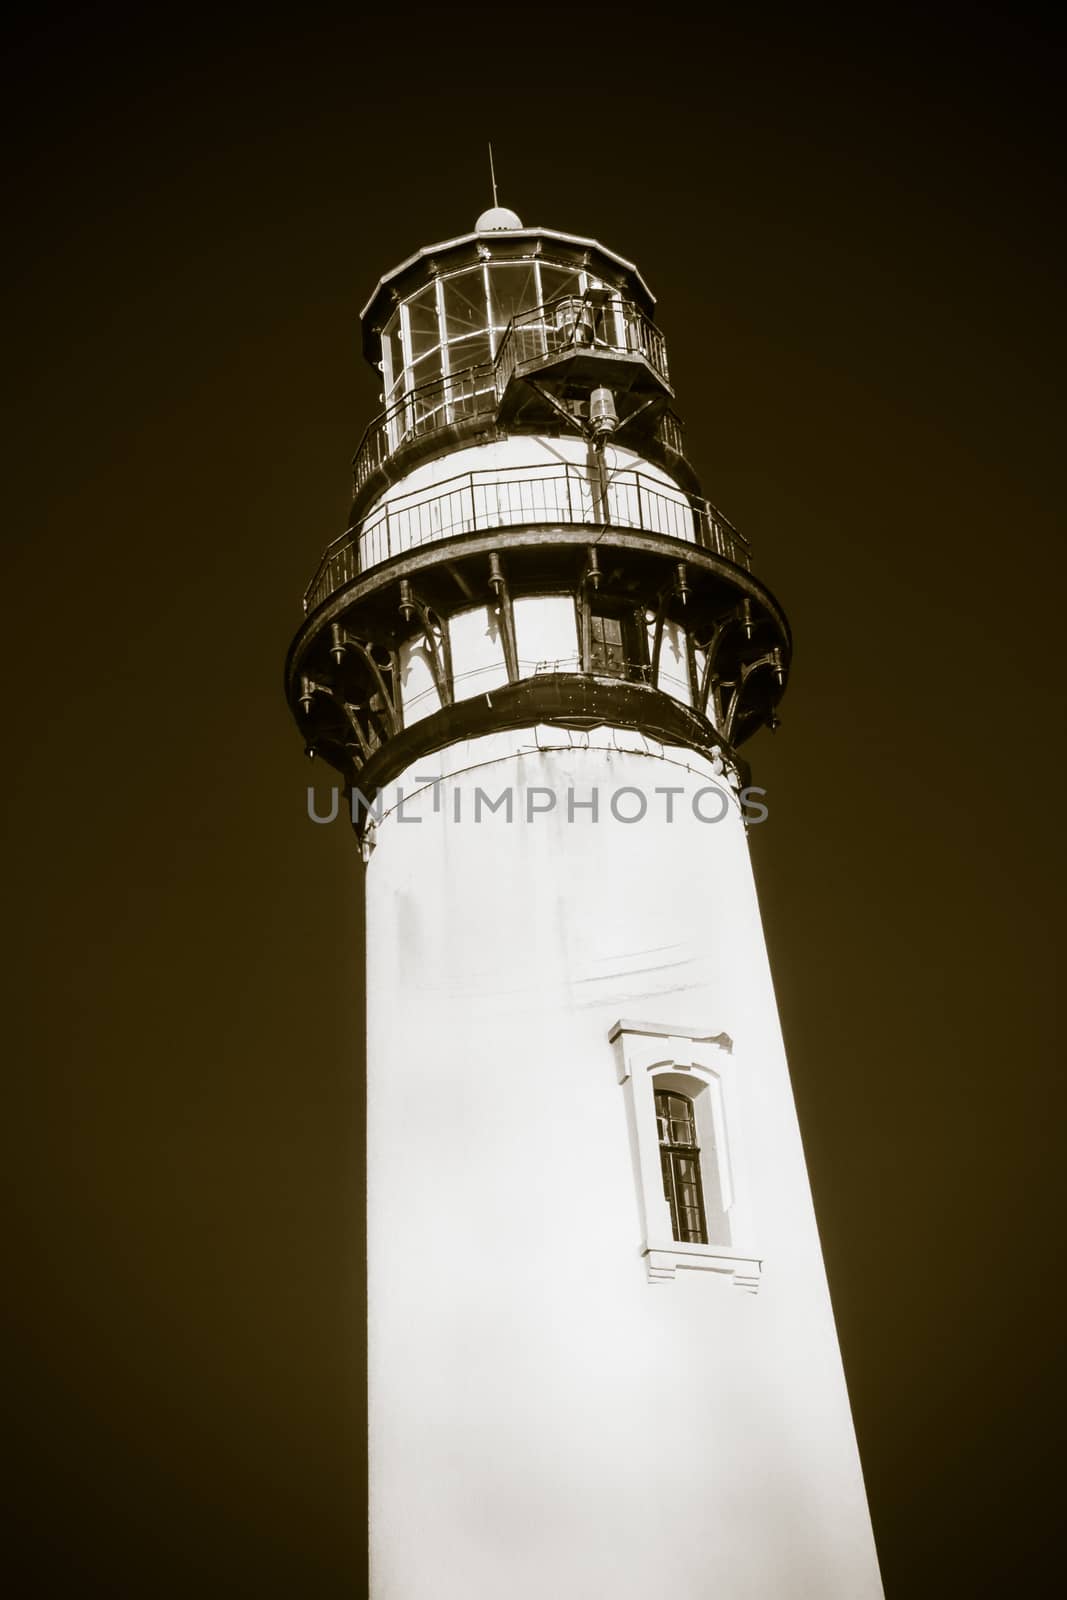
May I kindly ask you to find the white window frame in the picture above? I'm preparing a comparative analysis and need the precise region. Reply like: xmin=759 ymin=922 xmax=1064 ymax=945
xmin=435 ymin=275 xmax=453 ymax=423
xmin=609 ymin=1018 xmax=761 ymax=1291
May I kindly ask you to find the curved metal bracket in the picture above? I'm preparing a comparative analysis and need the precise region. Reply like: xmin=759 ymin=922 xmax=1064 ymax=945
xmin=721 ymin=648 xmax=785 ymax=741
xmin=298 ymin=674 xmax=380 ymax=763
xmin=398 ymin=582 xmax=454 ymax=706
xmin=329 ymin=625 xmax=401 ymax=736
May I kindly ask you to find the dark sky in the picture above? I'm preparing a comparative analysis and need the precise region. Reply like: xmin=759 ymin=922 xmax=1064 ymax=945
xmin=5 ymin=6 xmax=1064 ymax=1596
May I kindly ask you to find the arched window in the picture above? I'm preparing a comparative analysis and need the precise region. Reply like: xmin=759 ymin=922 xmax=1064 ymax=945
xmin=656 ymin=1089 xmax=707 ymax=1244
xmin=610 ymin=1020 xmax=758 ymax=1288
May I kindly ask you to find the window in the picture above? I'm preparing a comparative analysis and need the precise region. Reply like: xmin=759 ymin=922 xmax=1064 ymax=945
xmin=538 ymin=262 xmax=585 ymax=307
xmin=588 ymin=606 xmax=647 ymax=681
xmin=656 ymin=1090 xmax=707 ymax=1244
xmin=487 ymin=261 xmax=540 ymax=352
xmin=609 ymin=1019 xmax=760 ymax=1290
xmin=440 ymin=267 xmax=492 ymax=374
xmin=590 ymin=612 xmax=626 ymax=675
xmin=406 ymin=283 xmax=441 ymax=368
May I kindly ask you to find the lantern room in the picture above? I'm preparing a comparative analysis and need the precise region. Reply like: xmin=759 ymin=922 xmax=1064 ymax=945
xmin=355 ymin=212 xmax=676 ymax=506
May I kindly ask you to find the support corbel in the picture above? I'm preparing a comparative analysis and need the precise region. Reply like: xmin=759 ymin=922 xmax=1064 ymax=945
xmin=398 ymin=580 xmax=454 ymax=706
xmin=488 ymin=552 xmax=519 ymax=683
xmin=328 ymin=625 xmax=401 ymax=737
xmin=611 ymin=393 xmax=660 ymax=441
xmin=298 ymin=674 xmax=380 ymax=764
xmin=697 ymin=618 xmax=730 ymax=723
xmin=576 ymin=546 xmax=602 ymax=672
xmin=721 ymin=648 xmax=786 ymax=741
xmin=522 ymin=377 xmax=586 ymax=437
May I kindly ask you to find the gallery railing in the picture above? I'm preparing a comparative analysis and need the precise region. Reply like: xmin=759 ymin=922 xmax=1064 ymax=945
xmin=304 ymin=463 xmax=750 ymax=613
xmin=352 ymin=295 xmax=675 ymax=496
xmin=493 ymin=296 xmax=670 ymax=394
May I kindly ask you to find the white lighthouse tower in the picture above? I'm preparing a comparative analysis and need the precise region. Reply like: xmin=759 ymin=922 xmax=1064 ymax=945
xmin=287 ymin=205 xmax=884 ymax=1598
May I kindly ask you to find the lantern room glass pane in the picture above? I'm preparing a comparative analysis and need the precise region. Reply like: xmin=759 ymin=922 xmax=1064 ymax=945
xmin=381 ymin=318 xmax=405 ymax=402
xmin=447 ymin=330 xmax=492 ymax=375
xmin=538 ymin=262 xmax=584 ymax=307
xmin=488 ymin=261 xmax=541 ymax=341
xmin=442 ymin=268 xmax=488 ymax=342
xmin=406 ymin=284 xmax=440 ymax=363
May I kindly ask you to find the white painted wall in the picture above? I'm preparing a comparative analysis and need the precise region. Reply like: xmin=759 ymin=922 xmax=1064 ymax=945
xmin=655 ymin=617 xmax=693 ymax=706
xmin=369 ymin=432 xmax=682 ymax=505
xmin=396 ymin=636 xmax=441 ymax=726
xmin=512 ymin=594 xmax=579 ymax=675
xmin=448 ymin=605 xmax=511 ymax=704
xmin=364 ymin=728 xmax=883 ymax=1599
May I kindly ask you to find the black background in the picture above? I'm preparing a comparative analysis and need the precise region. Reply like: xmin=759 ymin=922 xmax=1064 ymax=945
xmin=5 ymin=5 xmax=1064 ymax=1596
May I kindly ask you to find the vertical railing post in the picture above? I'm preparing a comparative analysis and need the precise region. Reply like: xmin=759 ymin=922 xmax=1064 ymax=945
xmin=636 ymin=472 xmax=644 ymax=533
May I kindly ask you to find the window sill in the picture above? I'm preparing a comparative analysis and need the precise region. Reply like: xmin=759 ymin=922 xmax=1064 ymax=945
xmin=642 ymin=1241 xmax=762 ymax=1292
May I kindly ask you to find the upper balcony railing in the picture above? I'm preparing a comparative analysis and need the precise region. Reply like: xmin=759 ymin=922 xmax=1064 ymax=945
xmin=493 ymin=295 xmax=669 ymax=395
xmin=354 ymin=363 xmax=498 ymax=494
xmin=353 ymin=295 xmax=672 ymax=497
xmin=304 ymin=462 xmax=750 ymax=614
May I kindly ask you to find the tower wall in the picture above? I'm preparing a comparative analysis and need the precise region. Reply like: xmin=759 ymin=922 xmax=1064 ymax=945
xmin=365 ymin=731 xmax=883 ymax=1599
xmin=288 ymin=213 xmax=882 ymax=1597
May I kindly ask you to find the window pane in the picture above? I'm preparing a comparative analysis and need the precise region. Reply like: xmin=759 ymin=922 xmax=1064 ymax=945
xmin=446 ymin=330 xmax=492 ymax=375
xmin=657 ymin=1091 xmax=708 ymax=1244
xmin=677 ymin=1157 xmax=706 ymax=1242
xmin=677 ymin=1156 xmax=700 ymax=1191
xmin=488 ymin=262 xmax=540 ymax=331
xmin=539 ymin=262 xmax=584 ymax=307
xmin=671 ymin=1106 xmax=697 ymax=1145
xmin=409 ymin=351 xmax=445 ymax=391
xmin=592 ymin=615 xmax=623 ymax=645
xmin=381 ymin=322 xmax=406 ymax=403
xmin=442 ymin=268 xmax=488 ymax=342
xmin=406 ymin=284 xmax=440 ymax=363
xmin=591 ymin=612 xmax=627 ymax=674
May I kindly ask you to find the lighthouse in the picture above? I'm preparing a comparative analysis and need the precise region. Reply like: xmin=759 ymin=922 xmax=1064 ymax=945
xmin=286 ymin=205 xmax=883 ymax=1598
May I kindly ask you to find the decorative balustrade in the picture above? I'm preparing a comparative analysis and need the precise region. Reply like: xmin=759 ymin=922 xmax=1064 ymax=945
xmin=304 ymin=463 xmax=749 ymax=613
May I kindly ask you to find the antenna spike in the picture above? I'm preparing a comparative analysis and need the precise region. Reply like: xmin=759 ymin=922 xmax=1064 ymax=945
xmin=488 ymin=142 xmax=499 ymax=208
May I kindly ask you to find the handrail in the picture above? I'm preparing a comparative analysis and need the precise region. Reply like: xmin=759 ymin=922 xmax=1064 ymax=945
xmin=494 ymin=295 xmax=670 ymax=395
xmin=303 ymin=462 xmax=750 ymax=613
xmin=352 ymin=362 xmax=498 ymax=495
xmin=352 ymin=293 xmax=671 ymax=496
